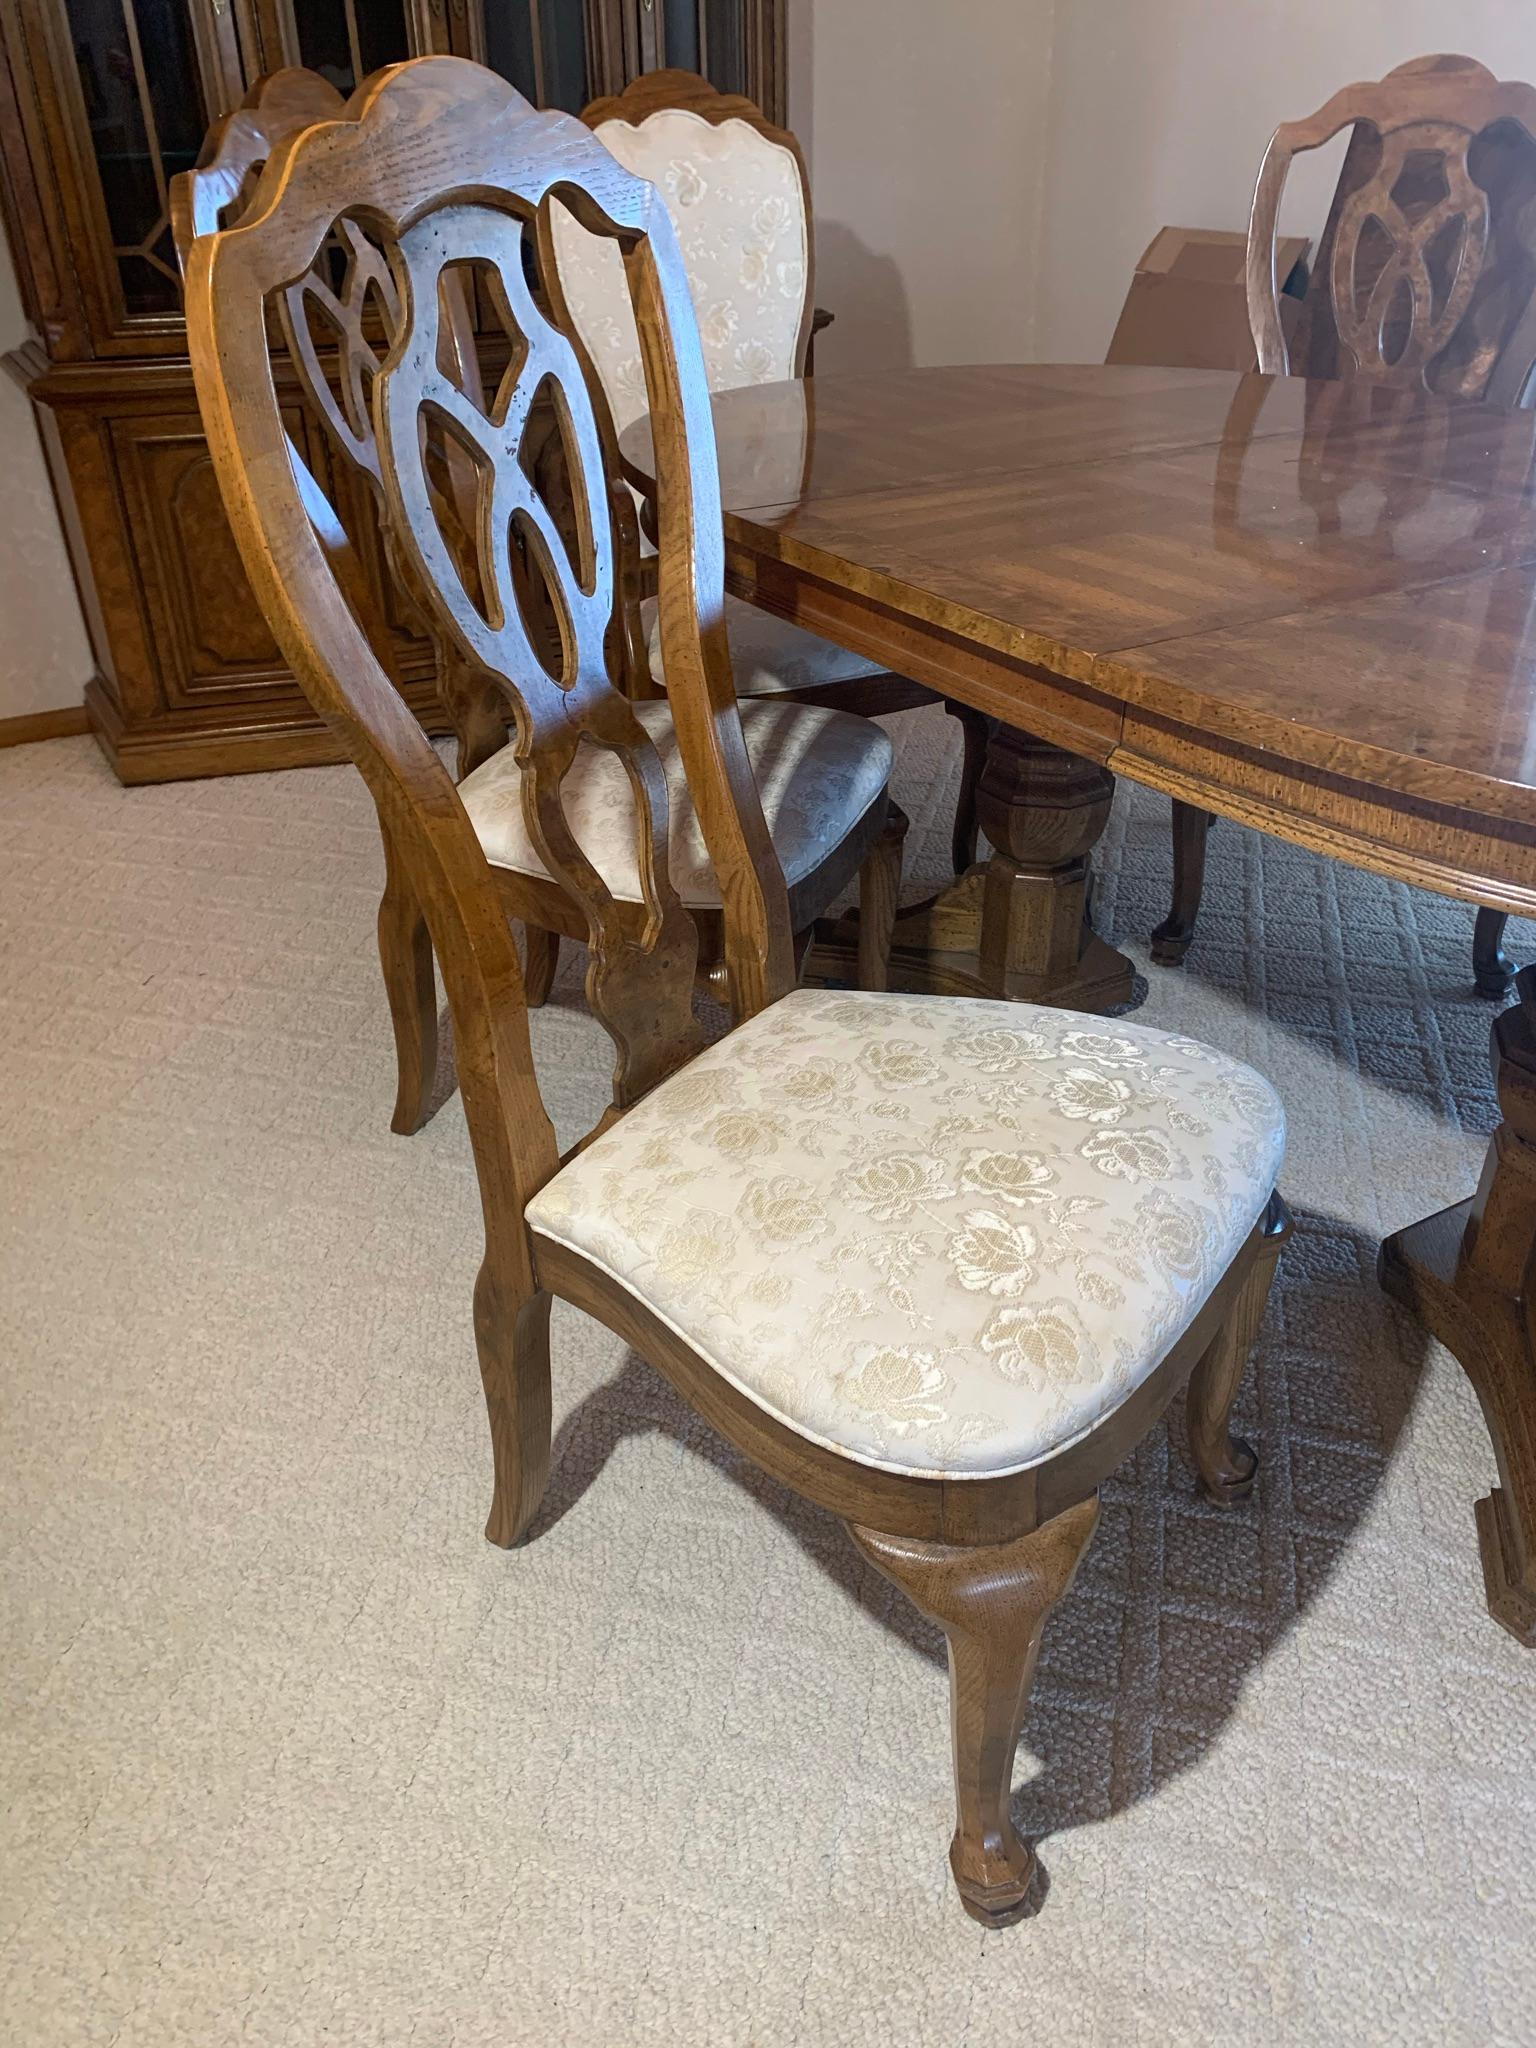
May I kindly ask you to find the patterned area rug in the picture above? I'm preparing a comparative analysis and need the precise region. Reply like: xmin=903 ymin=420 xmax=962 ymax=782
xmin=2 ymin=716 xmax=1534 ymax=2046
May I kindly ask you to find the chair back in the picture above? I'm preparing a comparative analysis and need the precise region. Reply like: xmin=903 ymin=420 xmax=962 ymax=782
xmin=183 ymin=58 xmax=796 ymax=1194
xmin=177 ymin=65 xmax=523 ymax=774
xmin=1248 ymin=53 xmax=1536 ymax=402
xmin=558 ymin=68 xmax=814 ymax=435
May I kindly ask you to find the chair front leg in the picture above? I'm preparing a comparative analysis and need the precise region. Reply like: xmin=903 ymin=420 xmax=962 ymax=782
xmin=1186 ymin=1191 xmax=1291 ymax=1502
xmin=851 ymin=1495 xmax=1100 ymax=1927
xmin=377 ymin=821 xmax=440 ymax=1136
xmin=857 ymin=801 xmax=909 ymax=992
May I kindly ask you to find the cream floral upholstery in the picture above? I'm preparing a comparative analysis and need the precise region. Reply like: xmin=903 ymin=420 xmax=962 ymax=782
xmin=642 ymin=594 xmax=883 ymax=697
xmin=527 ymin=989 xmax=1285 ymax=1479
xmin=456 ymin=698 xmax=892 ymax=907
xmin=552 ymin=107 xmax=808 ymax=434
xmin=554 ymin=108 xmax=883 ymax=700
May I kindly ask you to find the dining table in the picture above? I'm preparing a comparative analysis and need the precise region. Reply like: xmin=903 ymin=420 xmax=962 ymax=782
xmin=620 ymin=361 xmax=1536 ymax=1648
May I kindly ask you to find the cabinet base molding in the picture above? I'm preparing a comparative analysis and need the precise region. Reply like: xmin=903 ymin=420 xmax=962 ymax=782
xmin=82 ymin=676 xmax=450 ymax=786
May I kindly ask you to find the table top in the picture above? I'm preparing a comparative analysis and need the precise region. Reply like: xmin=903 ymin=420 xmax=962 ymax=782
xmin=621 ymin=364 xmax=1536 ymax=835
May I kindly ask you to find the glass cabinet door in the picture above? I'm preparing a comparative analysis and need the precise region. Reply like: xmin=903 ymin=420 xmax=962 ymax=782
xmin=474 ymin=0 xmax=771 ymax=116
xmin=286 ymin=0 xmax=411 ymax=96
xmin=480 ymin=1 xmax=589 ymax=113
xmin=62 ymin=0 xmax=211 ymax=315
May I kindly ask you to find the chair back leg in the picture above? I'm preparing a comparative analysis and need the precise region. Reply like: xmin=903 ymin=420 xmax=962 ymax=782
xmin=1185 ymin=1192 xmax=1291 ymax=1501
xmin=1152 ymin=800 xmax=1215 ymax=967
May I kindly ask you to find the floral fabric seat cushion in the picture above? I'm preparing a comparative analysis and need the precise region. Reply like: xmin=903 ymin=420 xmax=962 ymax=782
xmin=456 ymin=697 xmax=892 ymax=908
xmin=643 ymin=593 xmax=884 ymax=698
xmin=527 ymin=988 xmax=1286 ymax=1480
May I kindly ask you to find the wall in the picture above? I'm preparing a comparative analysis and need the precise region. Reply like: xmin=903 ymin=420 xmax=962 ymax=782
xmin=1035 ymin=3 xmax=1536 ymax=363
xmin=787 ymin=0 xmax=1054 ymax=374
xmin=0 ymin=230 xmax=94 ymax=720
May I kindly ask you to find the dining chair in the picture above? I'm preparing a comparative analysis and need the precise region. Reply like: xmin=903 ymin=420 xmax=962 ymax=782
xmin=1153 ymin=53 xmax=1536 ymax=993
xmin=176 ymin=64 xmax=907 ymax=1134
xmin=185 ymin=55 xmax=1289 ymax=1926
xmin=565 ymin=67 xmax=991 ymax=877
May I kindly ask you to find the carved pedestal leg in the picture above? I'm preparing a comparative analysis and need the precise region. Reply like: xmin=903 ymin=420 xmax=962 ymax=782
xmin=1151 ymin=802 xmax=1215 ymax=968
xmin=851 ymin=1497 xmax=1100 ymax=1926
xmin=973 ymin=728 xmax=1134 ymax=1009
xmin=1380 ymin=965 xmax=1536 ymax=1645
xmin=1186 ymin=1192 xmax=1292 ymax=1501
xmin=377 ymin=822 xmax=440 ymax=1136
xmin=1473 ymin=907 xmax=1515 ymax=1000
xmin=857 ymin=803 xmax=909 ymax=992
xmin=805 ymin=726 xmax=1133 ymax=1012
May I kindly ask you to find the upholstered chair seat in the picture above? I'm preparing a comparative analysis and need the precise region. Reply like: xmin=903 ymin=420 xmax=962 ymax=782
xmin=641 ymin=592 xmax=885 ymax=697
xmin=457 ymin=697 xmax=892 ymax=907
xmin=528 ymin=988 xmax=1285 ymax=1478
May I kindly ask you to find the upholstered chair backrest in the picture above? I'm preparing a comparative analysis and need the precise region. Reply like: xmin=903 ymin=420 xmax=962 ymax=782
xmin=556 ymin=69 xmax=813 ymax=436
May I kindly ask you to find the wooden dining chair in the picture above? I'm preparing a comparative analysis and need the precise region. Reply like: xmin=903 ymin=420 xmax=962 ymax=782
xmin=176 ymin=63 xmax=906 ymax=1134
xmin=1153 ymin=54 xmax=1536 ymax=993
xmin=565 ymin=67 xmax=991 ymax=877
xmin=185 ymin=56 xmax=1289 ymax=1926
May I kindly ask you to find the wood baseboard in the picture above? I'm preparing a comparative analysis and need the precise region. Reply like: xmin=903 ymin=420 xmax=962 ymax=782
xmin=0 ymin=704 xmax=90 ymax=748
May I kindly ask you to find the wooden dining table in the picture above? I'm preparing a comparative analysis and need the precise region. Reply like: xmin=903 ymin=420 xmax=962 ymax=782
xmin=620 ymin=361 xmax=1536 ymax=1647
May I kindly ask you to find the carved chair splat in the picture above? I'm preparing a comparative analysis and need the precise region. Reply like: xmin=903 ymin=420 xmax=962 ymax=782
xmin=185 ymin=57 xmax=1290 ymax=1926
xmin=177 ymin=62 xmax=905 ymax=1132
xmin=1158 ymin=54 xmax=1536 ymax=989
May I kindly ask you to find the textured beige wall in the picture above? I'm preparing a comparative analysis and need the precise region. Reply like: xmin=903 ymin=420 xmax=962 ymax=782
xmin=787 ymin=0 xmax=1055 ymax=374
xmin=1035 ymin=5 xmax=1536 ymax=363
xmin=0 ymin=231 xmax=94 ymax=720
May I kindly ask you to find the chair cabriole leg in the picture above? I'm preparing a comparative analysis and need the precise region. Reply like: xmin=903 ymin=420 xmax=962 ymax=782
xmin=851 ymin=1495 xmax=1100 ymax=1927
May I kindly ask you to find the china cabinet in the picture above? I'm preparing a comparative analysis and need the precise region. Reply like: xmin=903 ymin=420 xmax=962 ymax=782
xmin=0 ymin=0 xmax=783 ymax=779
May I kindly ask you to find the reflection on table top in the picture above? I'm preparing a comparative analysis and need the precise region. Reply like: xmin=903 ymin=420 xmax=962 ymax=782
xmin=621 ymin=364 xmax=1536 ymax=823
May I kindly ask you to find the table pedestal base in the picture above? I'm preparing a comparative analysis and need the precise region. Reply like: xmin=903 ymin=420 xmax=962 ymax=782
xmin=808 ymin=726 xmax=1135 ymax=1013
xmin=1379 ymin=967 xmax=1536 ymax=1648
xmin=808 ymin=865 xmax=1135 ymax=1009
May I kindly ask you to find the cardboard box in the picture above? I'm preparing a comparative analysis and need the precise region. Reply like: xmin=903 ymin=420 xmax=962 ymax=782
xmin=1106 ymin=226 xmax=1309 ymax=372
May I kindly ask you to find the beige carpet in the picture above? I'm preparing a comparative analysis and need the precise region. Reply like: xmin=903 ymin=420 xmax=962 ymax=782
xmin=3 ymin=714 xmax=1535 ymax=2047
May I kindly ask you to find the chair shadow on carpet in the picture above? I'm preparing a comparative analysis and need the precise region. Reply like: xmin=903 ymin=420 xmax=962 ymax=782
xmin=513 ymin=1203 xmax=1429 ymax=1901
